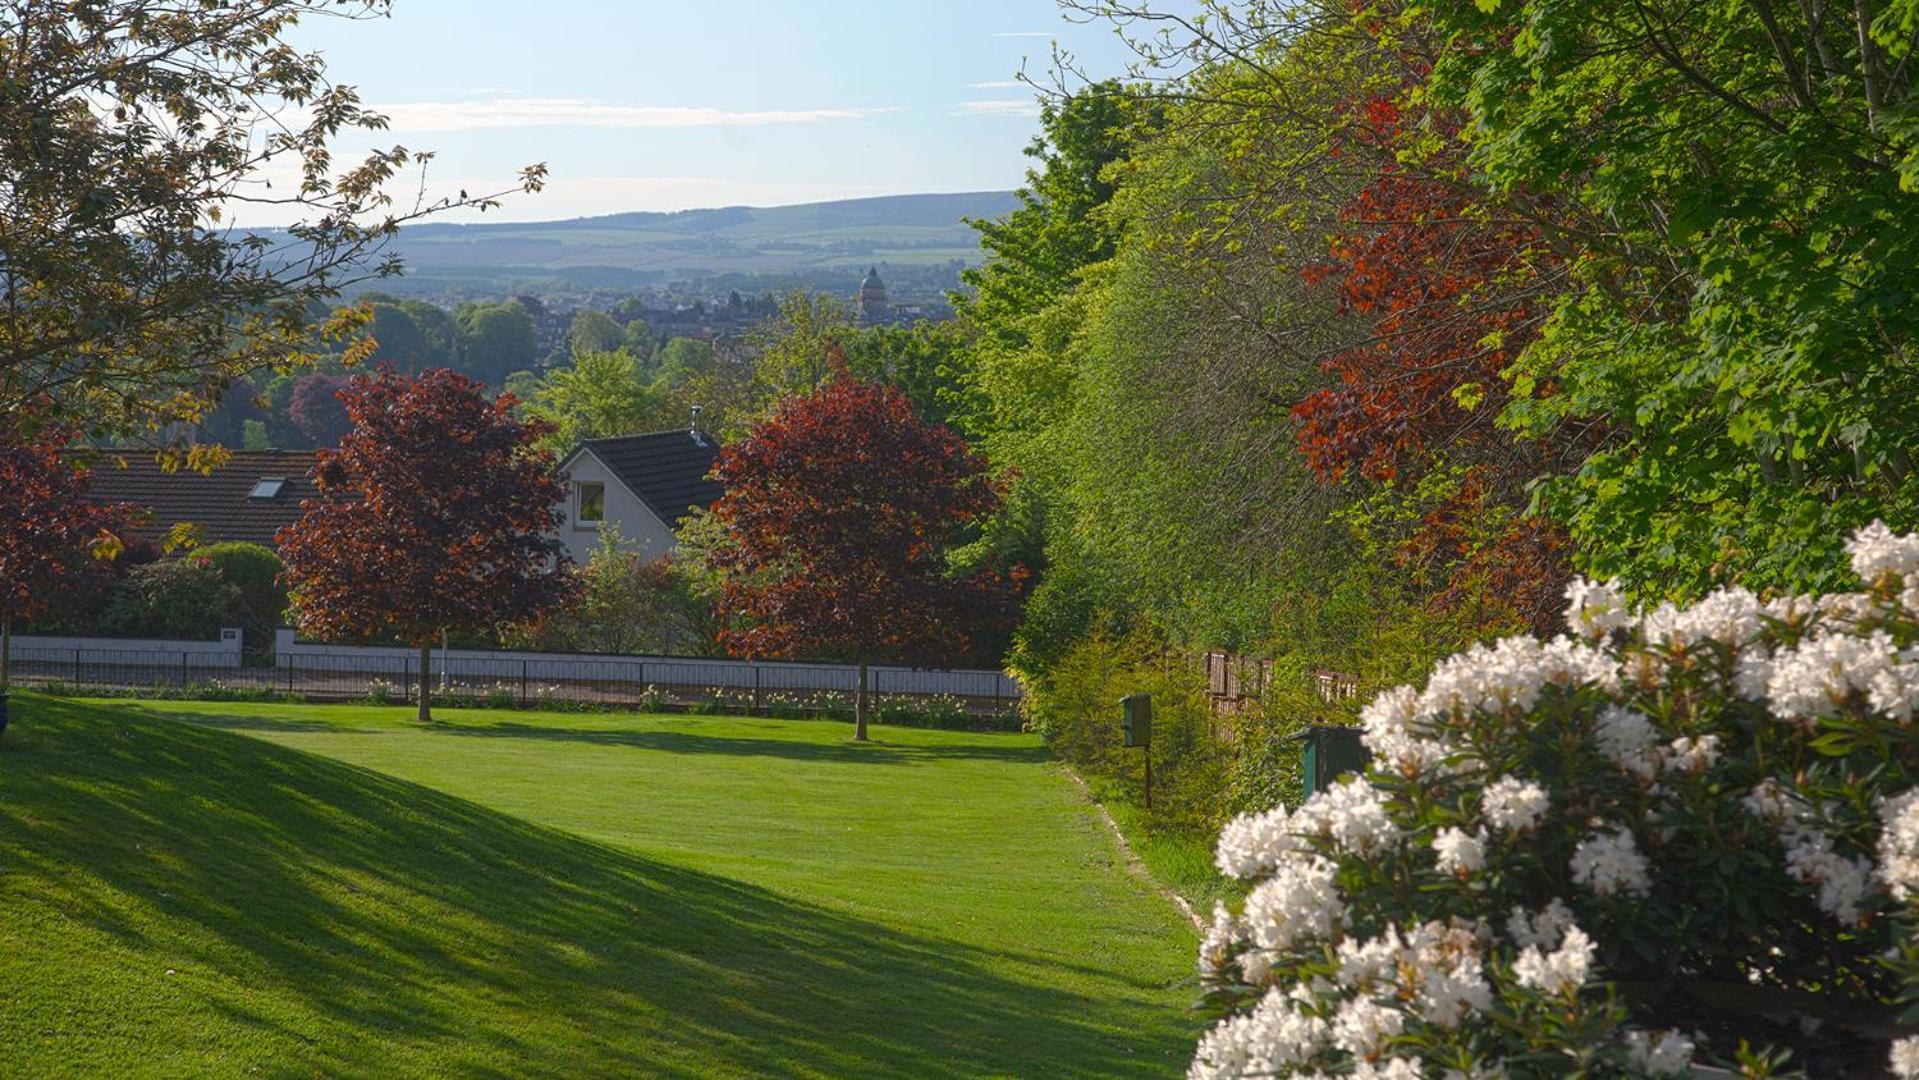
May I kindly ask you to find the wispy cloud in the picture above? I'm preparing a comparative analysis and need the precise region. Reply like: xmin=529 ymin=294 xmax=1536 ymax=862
xmin=992 ymin=31 xmax=1055 ymax=38
xmin=371 ymin=98 xmax=896 ymax=132
xmin=967 ymin=80 xmax=1023 ymax=89
xmin=953 ymin=99 xmax=1041 ymax=118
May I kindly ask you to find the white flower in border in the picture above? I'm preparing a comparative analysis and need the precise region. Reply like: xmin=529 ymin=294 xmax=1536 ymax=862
xmin=1332 ymin=995 xmax=1405 ymax=1059
xmin=1362 ymin=684 xmax=1454 ymax=775
xmin=1242 ymin=855 xmax=1345 ymax=952
xmin=1741 ymin=778 xmax=1807 ymax=828
xmin=1622 ymin=1029 xmax=1696 ymax=1077
xmin=1564 ymin=576 xmax=1631 ymax=640
xmin=1766 ymin=630 xmax=1900 ymax=724
xmin=1481 ymin=776 xmax=1549 ymax=833
xmin=1199 ymin=904 xmax=1241 ymax=982
xmin=1880 ymin=790 xmax=1919 ymax=901
xmin=1891 ymin=1034 xmax=1919 ymax=1080
xmin=1593 ymin=705 xmax=1660 ymax=782
xmin=1294 ymin=778 xmax=1401 ymax=855
xmin=1188 ymin=985 xmax=1327 ymax=1079
xmin=1215 ymin=806 xmax=1308 ymax=879
xmin=1356 ymin=1058 xmax=1424 ymax=1080
xmin=1505 ymin=899 xmax=1576 ymax=950
xmin=1782 ymin=827 xmax=1875 ymax=924
xmin=1433 ymin=826 xmax=1487 ymax=875
xmin=1640 ymin=586 xmax=1764 ymax=650
xmin=1512 ymin=924 xmax=1595 ymax=996
xmin=1571 ymin=827 xmax=1652 ymax=897
xmin=1662 ymin=734 xmax=1721 ymax=775
xmin=1847 ymin=519 xmax=1919 ymax=582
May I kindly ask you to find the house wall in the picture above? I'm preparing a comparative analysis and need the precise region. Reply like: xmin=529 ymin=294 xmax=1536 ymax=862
xmin=558 ymin=450 xmax=677 ymax=565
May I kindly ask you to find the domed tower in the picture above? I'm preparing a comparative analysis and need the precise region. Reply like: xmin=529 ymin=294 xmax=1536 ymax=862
xmin=855 ymin=266 xmax=889 ymax=326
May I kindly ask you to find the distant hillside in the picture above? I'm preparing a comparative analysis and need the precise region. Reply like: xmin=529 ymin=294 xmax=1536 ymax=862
xmin=374 ymin=191 xmax=1020 ymax=294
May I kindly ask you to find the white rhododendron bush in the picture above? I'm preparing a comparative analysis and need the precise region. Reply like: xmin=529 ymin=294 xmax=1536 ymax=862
xmin=1194 ymin=524 xmax=1919 ymax=1078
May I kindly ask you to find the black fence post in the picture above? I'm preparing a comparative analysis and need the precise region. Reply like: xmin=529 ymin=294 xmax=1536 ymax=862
xmin=73 ymin=647 xmax=80 ymax=687
xmin=521 ymin=659 xmax=529 ymax=708
xmin=403 ymin=655 xmax=412 ymax=705
xmin=180 ymin=651 xmax=188 ymax=689
xmin=753 ymin=664 xmax=763 ymax=715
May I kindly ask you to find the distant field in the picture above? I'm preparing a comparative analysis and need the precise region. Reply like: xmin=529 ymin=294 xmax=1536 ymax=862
xmin=0 ymin=696 xmax=1197 ymax=1077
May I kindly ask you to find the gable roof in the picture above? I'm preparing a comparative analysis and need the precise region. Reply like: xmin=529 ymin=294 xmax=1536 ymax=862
xmin=569 ymin=429 xmax=723 ymax=528
xmin=86 ymin=449 xmax=320 ymax=547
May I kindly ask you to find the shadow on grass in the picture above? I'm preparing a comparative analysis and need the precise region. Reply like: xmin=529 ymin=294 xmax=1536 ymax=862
xmin=0 ymin=697 xmax=1178 ymax=1077
xmin=438 ymin=721 xmax=1054 ymax=766
xmin=154 ymin=706 xmax=1053 ymax=767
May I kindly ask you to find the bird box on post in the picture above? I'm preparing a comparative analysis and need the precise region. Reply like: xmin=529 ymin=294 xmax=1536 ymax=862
xmin=1121 ymin=692 xmax=1152 ymax=748
xmin=1293 ymin=725 xmax=1369 ymax=799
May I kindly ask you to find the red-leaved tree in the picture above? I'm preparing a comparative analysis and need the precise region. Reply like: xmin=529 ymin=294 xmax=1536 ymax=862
xmin=288 ymin=373 xmax=355 ymax=447
xmin=1293 ymin=89 xmax=1575 ymax=629
xmin=708 ymin=373 xmax=1020 ymax=740
xmin=277 ymin=368 xmax=576 ymax=721
xmin=0 ymin=421 xmax=126 ymax=702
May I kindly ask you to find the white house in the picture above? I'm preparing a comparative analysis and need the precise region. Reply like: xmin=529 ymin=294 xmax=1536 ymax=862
xmin=554 ymin=421 xmax=724 ymax=565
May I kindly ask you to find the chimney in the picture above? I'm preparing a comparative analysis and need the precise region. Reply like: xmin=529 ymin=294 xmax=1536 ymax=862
xmin=689 ymin=404 xmax=707 ymax=446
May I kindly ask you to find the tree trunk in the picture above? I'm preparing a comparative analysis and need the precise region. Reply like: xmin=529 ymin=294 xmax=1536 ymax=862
xmin=417 ymin=639 xmax=433 ymax=723
xmin=854 ymin=660 xmax=869 ymax=742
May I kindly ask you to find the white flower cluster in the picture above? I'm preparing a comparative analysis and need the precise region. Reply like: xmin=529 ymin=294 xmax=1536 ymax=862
xmin=1849 ymin=520 xmax=1919 ymax=583
xmin=1512 ymin=923 xmax=1595 ymax=996
xmin=1335 ymin=920 xmax=1492 ymax=1029
xmin=1764 ymin=629 xmax=1919 ymax=726
xmin=1570 ymin=826 xmax=1652 ymax=898
xmin=1892 ymin=1034 xmax=1919 ymax=1080
xmin=1432 ymin=827 xmax=1487 ymax=876
xmin=1190 ymin=986 xmax=1327 ymax=1079
xmin=1565 ymin=577 xmax=1631 ymax=640
xmin=1621 ymin=1029 xmax=1696 ymax=1077
xmin=1194 ymin=524 xmax=1919 ymax=1077
xmin=1780 ymin=826 xmax=1875 ymax=925
xmin=1480 ymin=776 xmax=1549 ymax=833
xmin=1879 ymin=790 xmax=1919 ymax=901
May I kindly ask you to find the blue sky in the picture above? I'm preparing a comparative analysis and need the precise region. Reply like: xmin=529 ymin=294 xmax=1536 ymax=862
xmin=278 ymin=1 xmax=1152 ymax=224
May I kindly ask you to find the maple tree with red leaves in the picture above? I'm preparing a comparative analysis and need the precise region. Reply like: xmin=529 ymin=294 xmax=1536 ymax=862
xmin=0 ymin=421 xmax=127 ymax=704
xmin=277 ymin=368 xmax=576 ymax=721
xmin=1291 ymin=89 xmax=1574 ymax=628
xmin=708 ymin=371 xmax=1020 ymax=740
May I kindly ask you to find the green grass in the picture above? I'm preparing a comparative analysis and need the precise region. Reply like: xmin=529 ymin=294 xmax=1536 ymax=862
xmin=0 ymin=695 xmax=1198 ymax=1077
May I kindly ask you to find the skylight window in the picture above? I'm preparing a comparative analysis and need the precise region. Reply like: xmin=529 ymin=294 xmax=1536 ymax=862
xmin=249 ymin=477 xmax=286 ymax=500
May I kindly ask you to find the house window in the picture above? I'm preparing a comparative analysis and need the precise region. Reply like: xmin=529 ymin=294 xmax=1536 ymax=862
xmin=249 ymin=477 xmax=286 ymax=500
xmin=576 ymin=481 xmax=605 ymax=524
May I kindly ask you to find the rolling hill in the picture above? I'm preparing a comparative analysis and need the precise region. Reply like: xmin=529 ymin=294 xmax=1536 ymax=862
xmin=363 ymin=191 xmax=1020 ymax=297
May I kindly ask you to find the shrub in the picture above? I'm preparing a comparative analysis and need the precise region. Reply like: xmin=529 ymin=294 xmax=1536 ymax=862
xmin=1025 ymin=628 xmax=1238 ymax=836
xmin=1191 ymin=523 xmax=1919 ymax=1078
xmin=102 ymin=557 xmax=242 ymax=640
xmin=192 ymin=542 xmax=287 ymax=644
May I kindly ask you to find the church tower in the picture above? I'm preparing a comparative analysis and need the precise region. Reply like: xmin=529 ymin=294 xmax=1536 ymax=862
xmin=855 ymin=266 xmax=889 ymax=326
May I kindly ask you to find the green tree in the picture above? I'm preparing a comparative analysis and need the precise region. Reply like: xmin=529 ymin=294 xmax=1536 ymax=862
xmin=455 ymin=301 xmax=538 ymax=387
xmin=1419 ymin=0 xmax=1919 ymax=595
xmin=567 ymin=309 xmax=624 ymax=359
xmin=0 ymin=0 xmax=543 ymax=439
xmin=526 ymin=351 xmax=666 ymax=450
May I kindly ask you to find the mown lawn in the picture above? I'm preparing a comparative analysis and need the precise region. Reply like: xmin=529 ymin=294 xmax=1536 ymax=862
xmin=0 ymin=695 xmax=1198 ymax=1077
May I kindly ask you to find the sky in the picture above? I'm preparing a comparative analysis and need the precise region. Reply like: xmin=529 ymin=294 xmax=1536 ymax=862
xmin=273 ymin=0 xmax=1155 ymax=225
